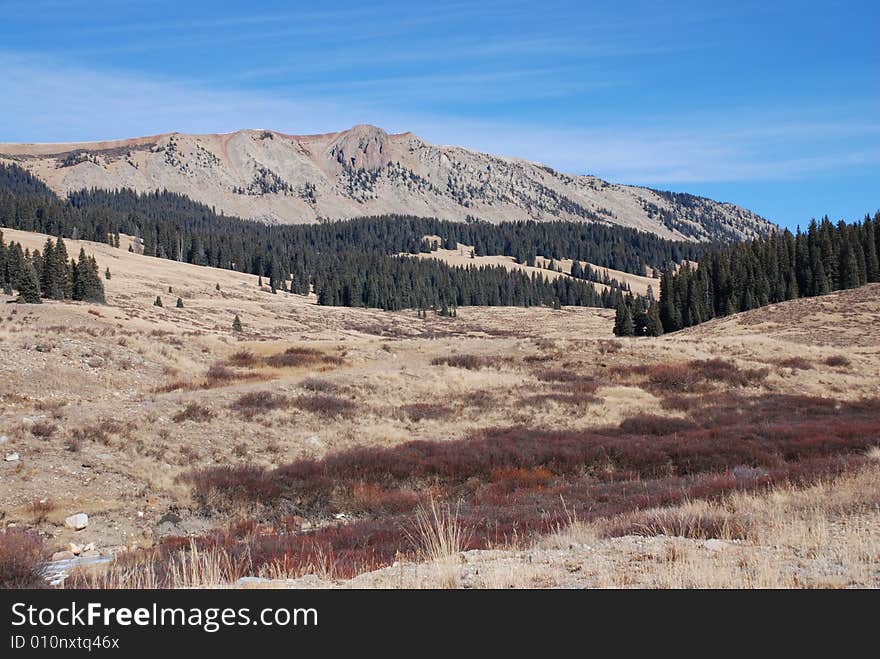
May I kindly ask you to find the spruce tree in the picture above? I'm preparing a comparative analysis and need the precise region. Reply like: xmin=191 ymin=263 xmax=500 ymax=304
xmin=176 ymin=297 xmax=184 ymax=308
xmin=71 ymin=249 xmax=105 ymax=303
xmin=16 ymin=260 xmax=42 ymax=304
xmin=154 ymin=296 xmax=163 ymax=307
xmin=232 ymin=314 xmax=242 ymax=332
xmin=645 ymin=300 xmax=664 ymax=336
xmin=613 ymin=300 xmax=634 ymax=336
xmin=105 ymin=267 xmax=111 ymax=280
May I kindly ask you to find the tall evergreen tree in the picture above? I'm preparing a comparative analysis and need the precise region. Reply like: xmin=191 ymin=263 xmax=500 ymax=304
xmin=16 ymin=260 xmax=42 ymax=304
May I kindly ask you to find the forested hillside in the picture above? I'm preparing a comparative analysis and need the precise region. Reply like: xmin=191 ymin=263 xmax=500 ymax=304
xmin=1 ymin=163 xmax=709 ymax=311
xmin=613 ymin=212 xmax=880 ymax=335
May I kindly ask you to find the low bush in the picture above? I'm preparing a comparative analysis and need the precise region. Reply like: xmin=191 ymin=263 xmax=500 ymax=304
xmin=264 ymin=347 xmax=344 ymax=369
xmin=824 ymin=355 xmax=851 ymax=368
xmin=293 ymin=395 xmax=356 ymax=419
xmin=533 ymin=368 xmax=595 ymax=384
xmin=347 ymin=483 xmax=422 ymax=515
xmin=168 ymin=393 xmax=879 ymax=581
xmin=229 ymin=392 xmax=289 ymax=419
xmin=204 ymin=363 xmax=237 ymax=383
xmin=399 ymin=403 xmax=455 ymax=422
xmin=775 ymin=356 xmax=813 ymax=370
xmin=300 ymin=377 xmax=339 ymax=394
xmin=183 ymin=465 xmax=282 ymax=508
xmin=30 ymin=420 xmax=57 ymax=439
xmin=430 ymin=354 xmax=500 ymax=370
xmin=618 ymin=414 xmax=698 ymax=436
xmin=616 ymin=359 xmax=768 ymax=393
xmin=227 ymin=350 xmax=258 ymax=367
xmin=172 ymin=403 xmax=215 ymax=423
xmin=0 ymin=528 xmax=47 ymax=588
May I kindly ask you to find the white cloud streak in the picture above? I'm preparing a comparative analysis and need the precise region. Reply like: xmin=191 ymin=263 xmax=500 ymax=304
xmin=1 ymin=52 xmax=878 ymax=187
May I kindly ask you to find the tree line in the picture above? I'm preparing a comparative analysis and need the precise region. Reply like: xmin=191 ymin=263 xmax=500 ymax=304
xmin=612 ymin=213 xmax=879 ymax=336
xmin=0 ymin=231 xmax=106 ymax=304
xmin=0 ymin=163 xmax=711 ymax=311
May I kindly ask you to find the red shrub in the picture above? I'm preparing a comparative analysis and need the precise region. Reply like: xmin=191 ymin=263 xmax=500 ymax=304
xmin=172 ymin=403 xmax=214 ymax=423
xmin=181 ymin=465 xmax=283 ymax=507
xmin=0 ymin=528 xmax=47 ymax=588
xmin=294 ymin=395 xmax=356 ymax=419
xmin=618 ymin=414 xmax=698 ymax=436
xmin=430 ymin=354 xmax=500 ymax=370
xmin=347 ymin=483 xmax=422 ymax=515
xmin=265 ymin=347 xmax=344 ymax=369
xmin=399 ymin=403 xmax=455 ymax=422
xmin=775 ymin=357 xmax=813 ymax=370
xmin=227 ymin=350 xmax=258 ymax=367
xmin=229 ymin=391 xmax=288 ymax=419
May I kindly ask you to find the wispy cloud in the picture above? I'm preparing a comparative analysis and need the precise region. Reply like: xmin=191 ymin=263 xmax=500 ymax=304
xmin=1 ymin=52 xmax=878 ymax=190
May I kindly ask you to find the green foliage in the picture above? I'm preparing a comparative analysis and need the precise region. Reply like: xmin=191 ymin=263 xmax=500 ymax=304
xmin=71 ymin=248 xmax=105 ymax=303
xmin=659 ymin=214 xmax=880 ymax=333
xmin=0 ymin=165 xmax=709 ymax=312
xmin=15 ymin=259 xmax=42 ymax=304
xmin=154 ymin=296 xmax=163 ymax=307
xmin=0 ymin=233 xmax=104 ymax=304
xmin=232 ymin=314 xmax=242 ymax=332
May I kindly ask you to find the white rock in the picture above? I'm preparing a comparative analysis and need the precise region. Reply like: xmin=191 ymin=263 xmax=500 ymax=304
xmin=0 ymin=435 xmax=8 ymax=444
xmin=51 ymin=551 xmax=75 ymax=561
xmin=4 ymin=452 xmax=19 ymax=462
xmin=67 ymin=542 xmax=83 ymax=555
xmin=64 ymin=513 xmax=89 ymax=530
xmin=80 ymin=550 xmax=101 ymax=558
xmin=704 ymin=539 xmax=728 ymax=552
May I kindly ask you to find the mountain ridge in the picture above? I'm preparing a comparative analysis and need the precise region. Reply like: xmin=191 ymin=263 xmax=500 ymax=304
xmin=0 ymin=124 xmax=774 ymax=242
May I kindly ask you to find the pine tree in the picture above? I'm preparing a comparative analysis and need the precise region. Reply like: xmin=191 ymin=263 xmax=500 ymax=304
xmin=232 ymin=314 xmax=242 ymax=332
xmin=862 ymin=219 xmax=879 ymax=282
xmin=613 ymin=300 xmax=634 ymax=336
xmin=105 ymin=267 xmax=111 ymax=280
xmin=71 ymin=249 xmax=105 ymax=303
xmin=645 ymin=300 xmax=664 ymax=336
xmin=154 ymin=296 xmax=163 ymax=307
xmin=176 ymin=297 xmax=184 ymax=308
xmin=16 ymin=260 xmax=42 ymax=304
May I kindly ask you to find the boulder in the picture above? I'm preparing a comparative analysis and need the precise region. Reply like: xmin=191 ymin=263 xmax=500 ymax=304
xmin=64 ymin=513 xmax=89 ymax=530
xmin=5 ymin=452 xmax=19 ymax=462
xmin=51 ymin=550 xmax=75 ymax=561
xmin=67 ymin=542 xmax=83 ymax=555
xmin=704 ymin=539 xmax=729 ymax=552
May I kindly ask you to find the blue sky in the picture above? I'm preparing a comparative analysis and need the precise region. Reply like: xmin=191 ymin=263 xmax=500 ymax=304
xmin=1 ymin=0 xmax=877 ymax=230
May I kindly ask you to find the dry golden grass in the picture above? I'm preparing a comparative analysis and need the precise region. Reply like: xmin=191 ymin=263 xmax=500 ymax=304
xmin=323 ymin=464 xmax=880 ymax=589
xmin=2 ymin=226 xmax=880 ymax=588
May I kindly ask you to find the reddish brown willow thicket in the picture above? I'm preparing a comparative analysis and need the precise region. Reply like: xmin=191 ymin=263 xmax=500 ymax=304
xmin=152 ymin=394 xmax=880 ymax=581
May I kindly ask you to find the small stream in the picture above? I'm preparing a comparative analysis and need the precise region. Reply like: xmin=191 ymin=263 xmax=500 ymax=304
xmin=43 ymin=554 xmax=113 ymax=586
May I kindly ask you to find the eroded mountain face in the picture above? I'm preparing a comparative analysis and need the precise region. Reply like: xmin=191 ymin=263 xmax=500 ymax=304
xmin=0 ymin=124 xmax=773 ymax=241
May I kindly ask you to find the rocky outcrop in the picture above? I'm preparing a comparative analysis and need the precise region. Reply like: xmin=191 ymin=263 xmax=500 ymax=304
xmin=0 ymin=125 xmax=774 ymax=242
